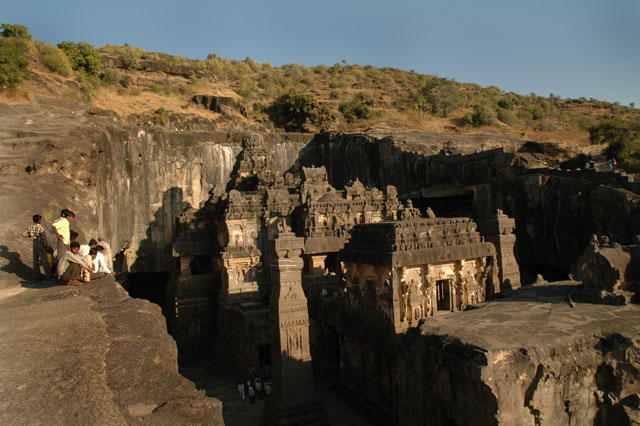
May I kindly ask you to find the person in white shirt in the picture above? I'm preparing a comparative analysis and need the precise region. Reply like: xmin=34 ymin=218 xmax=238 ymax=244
xmin=94 ymin=245 xmax=112 ymax=274
xmin=79 ymin=239 xmax=98 ymax=258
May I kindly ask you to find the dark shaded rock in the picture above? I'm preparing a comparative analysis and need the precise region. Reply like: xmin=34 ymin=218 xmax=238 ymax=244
xmin=192 ymin=95 xmax=247 ymax=117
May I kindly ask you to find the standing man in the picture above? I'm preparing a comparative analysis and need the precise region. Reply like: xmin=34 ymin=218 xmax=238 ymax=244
xmin=51 ymin=209 xmax=75 ymax=261
xmin=23 ymin=214 xmax=52 ymax=280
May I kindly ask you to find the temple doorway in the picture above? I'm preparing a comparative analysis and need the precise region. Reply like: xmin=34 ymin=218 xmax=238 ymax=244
xmin=258 ymin=344 xmax=271 ymax=369
xmin=436 ymin=279 xmax=451 ymax=311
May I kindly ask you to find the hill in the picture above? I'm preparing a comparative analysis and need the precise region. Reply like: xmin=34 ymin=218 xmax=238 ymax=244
xmin=1 ymin=24 xmax=639 ymax=165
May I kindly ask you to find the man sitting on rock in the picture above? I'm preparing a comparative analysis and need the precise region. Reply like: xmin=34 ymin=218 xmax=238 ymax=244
xmin=78 ymin=238 xmax=97 ymax=258
xmin=93 ymin=245 xmax=112 ymax=275
xmin=87 ymin=248 xmax=108 ymax=281
xmin=57 ymin=241 xmax=93 ymax=286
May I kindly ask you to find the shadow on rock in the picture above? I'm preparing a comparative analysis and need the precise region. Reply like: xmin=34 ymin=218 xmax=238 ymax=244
xmin=0 ymin=245 xmax=32 ymax=281
xmin=487 ymin=282 xmax=577 ymax=305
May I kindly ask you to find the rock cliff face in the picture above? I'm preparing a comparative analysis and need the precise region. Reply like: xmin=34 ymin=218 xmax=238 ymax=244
xmin=95 ymin=128 xmax=311 ymax=272
xmin=4 ymin=100 xmax=636 ymax=280
xmin=0 ymin=276 xmax=224 ymax=426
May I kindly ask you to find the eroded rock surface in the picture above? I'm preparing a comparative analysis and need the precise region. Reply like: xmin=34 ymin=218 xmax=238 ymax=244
xmin=0 ymin=275 xmax=223 ymax=426
xmin=397 ymin=282 xmax=640 ymax=425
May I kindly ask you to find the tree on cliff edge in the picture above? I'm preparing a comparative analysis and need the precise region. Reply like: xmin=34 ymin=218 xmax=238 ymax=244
xmin=590 ymin=119 xmax=640 ymax=170
xmin=0 ymin=39 xmax=30 ymax=92
xmin=267 ymin=88 xmax=318 ymax=132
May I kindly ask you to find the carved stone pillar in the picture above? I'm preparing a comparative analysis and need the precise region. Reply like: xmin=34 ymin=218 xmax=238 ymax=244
xmin=484 ymin=210 xmax=521 ymax=290
xmin=263 ymin=227 xmax=327 ymax=426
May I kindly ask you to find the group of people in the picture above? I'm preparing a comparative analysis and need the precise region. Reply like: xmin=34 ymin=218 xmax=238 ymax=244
xmin=238 ymin=377 xmax=271 ymax=404
xmin=23 ymin=209 xmax=113 ymax=286
xmin=238 ymin=365 xmax=272 ymax=404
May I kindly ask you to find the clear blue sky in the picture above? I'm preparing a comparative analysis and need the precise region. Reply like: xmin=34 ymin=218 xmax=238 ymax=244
xmin=3 ymin=0 xmax=639 ymax=105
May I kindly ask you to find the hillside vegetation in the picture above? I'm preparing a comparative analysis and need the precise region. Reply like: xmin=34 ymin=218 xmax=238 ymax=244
xmin=1 ymin=24 xmax=639 ymax=169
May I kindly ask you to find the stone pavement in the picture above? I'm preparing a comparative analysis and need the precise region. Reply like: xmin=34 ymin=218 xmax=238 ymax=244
xmin=181 ymin=360 xmax=375 ymax=426
xmin=420 ymin=280 xmax=640 ymax=351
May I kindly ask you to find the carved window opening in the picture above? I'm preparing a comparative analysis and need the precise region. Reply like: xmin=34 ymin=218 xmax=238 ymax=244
xmin=436 ymin=279 xmax=451 ymax=311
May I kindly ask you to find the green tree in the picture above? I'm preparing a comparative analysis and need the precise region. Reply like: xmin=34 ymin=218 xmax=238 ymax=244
xmin=0 ymin=24 xmax=31 ymax=39
xmin=419 ymin=78 xmax=462 ymax=117
xmin=0 ymin=39 xmax=30 ymax=92
xmin=57 ymin=41 xmax=103 ymax=75
xmin=267 ymin=88 xmax=317 ymax=132
xmin=589 ymin=119 xmax=640 ymax=167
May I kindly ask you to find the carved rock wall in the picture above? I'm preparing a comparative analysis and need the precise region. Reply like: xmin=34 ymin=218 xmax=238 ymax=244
xmin=94 ymin=128 xmax=310 ymax=272
xmin=298 ymin=132 xmax=640 ymax=281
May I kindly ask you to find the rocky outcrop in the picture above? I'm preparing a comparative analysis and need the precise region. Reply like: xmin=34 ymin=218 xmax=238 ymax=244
xmin=571 ymin=237 xmax=640 ymax=304
xmin=192 ymin=95 xmax=248 ymax=117
xmin=0 ymin=275 xmax=223 ymax=425
xmin=396 ymin=282 xmax=640 ymax=425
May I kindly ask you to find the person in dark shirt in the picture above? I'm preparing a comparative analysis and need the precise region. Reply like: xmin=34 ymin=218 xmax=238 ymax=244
xmin=23 ymin=214 xmax=52 ymax=280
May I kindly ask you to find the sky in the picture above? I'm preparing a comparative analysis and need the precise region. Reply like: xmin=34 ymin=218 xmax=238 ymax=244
xmin=3 ymin=0 xmax=639 ymax=105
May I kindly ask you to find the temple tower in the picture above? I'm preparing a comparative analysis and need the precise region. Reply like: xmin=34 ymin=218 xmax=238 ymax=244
xmin=262 ymin=221 xmax=327 ymax=426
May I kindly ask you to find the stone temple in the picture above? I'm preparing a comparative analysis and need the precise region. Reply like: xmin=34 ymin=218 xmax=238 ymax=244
xmin=166 ymin=133 xmax=521 ymax=424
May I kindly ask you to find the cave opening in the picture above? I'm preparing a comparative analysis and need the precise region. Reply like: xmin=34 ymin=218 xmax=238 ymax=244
xmin=519 ymin=263 xmax=569 ymax=285
xmin=410 ymin=192 xmax=475 ymax=218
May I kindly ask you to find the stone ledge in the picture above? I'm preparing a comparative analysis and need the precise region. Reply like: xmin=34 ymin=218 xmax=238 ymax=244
xmin=0 ymin=276 xmax=223 ymax=426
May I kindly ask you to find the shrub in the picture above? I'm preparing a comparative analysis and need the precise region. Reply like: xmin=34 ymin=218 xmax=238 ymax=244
xmin=119 ymin=74 xmax=132 ymax=88
xmin=535 ymin=121 xmax=556 ymax=132
xmin=76 ymin=71 xmax=99 ymax=100
xmin=0 ymin=39 xmax=30 ymax=92
xmin=57 ymin=41 xmax=103 ymax=75
xmin=1 ymin=23 xmax=31 ymax=39
xmin=153 ymin=107 xmax=168 ymax=125
xmin=497 ymin=108 xmax=516 ymax=126
xmin=472 ymin=104 xmax=497 ymax=126
xmin=340 ymin=91 xmax=375 ymax=121
xmin=329 ymin=78 xmax=349 ymax=89
xmin=120 ymin=45 xmax=141 ymax=70
xmin=340 ymin=100 xmax=373 ymax=121
xmin=267 ymin=88 xmax=317 ymax=132
xmin=100 ymin=68 xmax=120 ymax=85
xmin=35 ymin=42 xmax=72 ymax=77
xmin=497 ymin=98 xmax=514 ymax=110
xmin=235 ymin=77 xmax=257 ymax=99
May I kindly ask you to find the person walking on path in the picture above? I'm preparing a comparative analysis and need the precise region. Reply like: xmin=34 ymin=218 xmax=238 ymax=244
xmin=51 ymin=209 xmax=75 ymax=261
xmin=237 ymin=383 xmax=246 ymax=400
xmin=255 ymin=379 xmax=263 ymax=400
xmin=23 ymin=214 xmax=53 ymax=280
xmin=248 ymin=384 xmax=256 ymax=404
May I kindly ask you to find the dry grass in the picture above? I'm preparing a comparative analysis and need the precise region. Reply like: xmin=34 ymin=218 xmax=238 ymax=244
xmin=3 ymin=41 xmax=638 ymax=148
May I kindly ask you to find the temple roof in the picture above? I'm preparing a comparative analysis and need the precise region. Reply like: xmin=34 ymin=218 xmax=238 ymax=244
xmin=340 ymin=217 xmax=496 ymax=267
